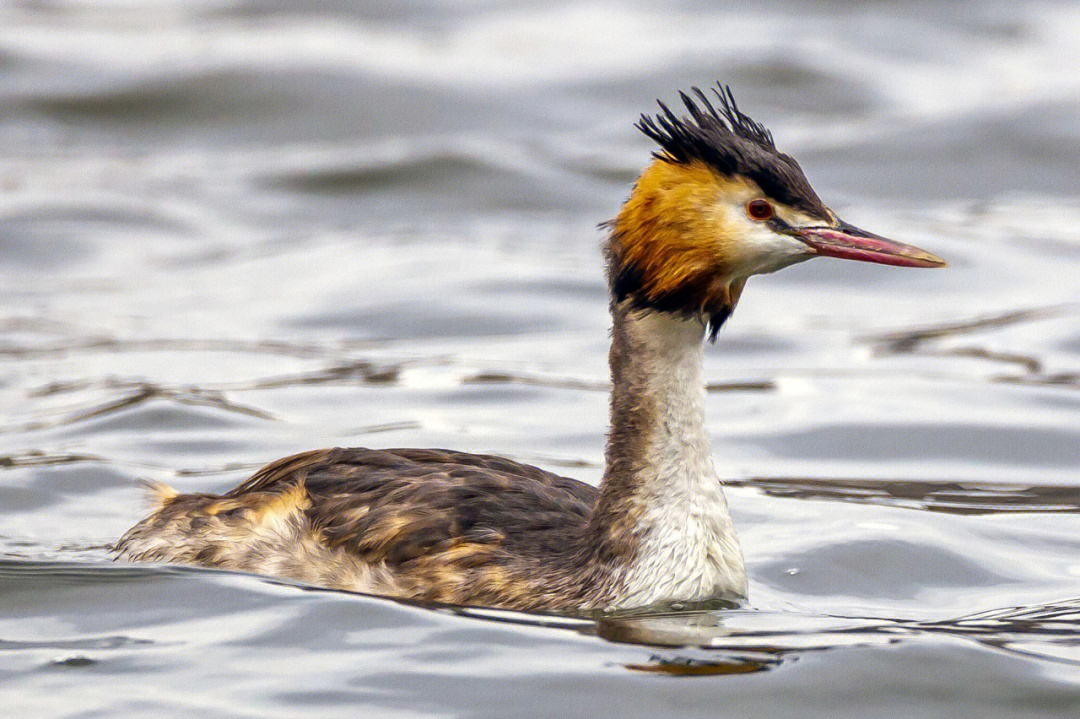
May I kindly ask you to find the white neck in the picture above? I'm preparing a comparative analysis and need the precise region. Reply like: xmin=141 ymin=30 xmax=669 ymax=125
xmin=590 ymin=303 xmax=746 ymax=609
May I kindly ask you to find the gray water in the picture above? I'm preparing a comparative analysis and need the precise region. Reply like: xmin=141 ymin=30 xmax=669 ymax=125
xmin=4 ymin=1 xmax=1080 ymax=716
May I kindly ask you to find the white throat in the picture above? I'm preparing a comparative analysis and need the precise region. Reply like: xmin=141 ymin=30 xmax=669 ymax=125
xmin=599 ymin=305 xmax=746 ymax=609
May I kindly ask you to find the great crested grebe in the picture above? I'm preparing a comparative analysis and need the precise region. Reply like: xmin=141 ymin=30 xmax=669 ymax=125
xmin=116 ymin=85 xmax=945 ymax=612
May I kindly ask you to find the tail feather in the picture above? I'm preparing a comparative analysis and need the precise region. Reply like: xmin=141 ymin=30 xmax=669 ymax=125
xmin=115 ymin=467 xmax=387 ymax=595
xmin=141 ymin=479 xmax=178 ymax=505
xmin=114 ymin=480 xmax=312 ymax=569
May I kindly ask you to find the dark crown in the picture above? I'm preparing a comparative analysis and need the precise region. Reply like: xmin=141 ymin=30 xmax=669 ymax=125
xmin=636 ymin=84 xmax=828 ymax=217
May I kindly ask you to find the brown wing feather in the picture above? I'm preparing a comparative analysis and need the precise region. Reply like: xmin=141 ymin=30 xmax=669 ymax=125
xmin=232 ymin=447 xmax=597 ymax=558
xmin=243 ymin=448 xmax=601 ymax=607
xmin=119 ymin=447 xmax=604 ymax=610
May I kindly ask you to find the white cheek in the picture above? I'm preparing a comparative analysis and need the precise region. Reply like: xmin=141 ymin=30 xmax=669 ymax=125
xmin=735 ymin=220 xmax=816 ymax=276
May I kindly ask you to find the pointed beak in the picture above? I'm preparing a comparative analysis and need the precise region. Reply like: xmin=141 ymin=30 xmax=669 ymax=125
xmin=790 ymin=220 xmax=946 ymax=269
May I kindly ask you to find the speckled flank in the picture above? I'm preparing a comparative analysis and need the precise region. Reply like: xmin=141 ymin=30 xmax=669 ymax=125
xmin=116 ymin=448 xmax=613 ymax=611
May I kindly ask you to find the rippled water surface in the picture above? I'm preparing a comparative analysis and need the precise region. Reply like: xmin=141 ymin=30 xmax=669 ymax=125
xmin=4 ymin=1 xmax=1080 ymax=716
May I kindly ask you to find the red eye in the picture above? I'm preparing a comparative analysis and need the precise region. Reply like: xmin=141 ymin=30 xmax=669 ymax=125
xmin=746 ymin=199 xmax=773 ymax=221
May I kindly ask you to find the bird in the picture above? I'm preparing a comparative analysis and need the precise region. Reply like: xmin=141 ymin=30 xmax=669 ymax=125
xmin=115 ymin=85 xmax=945 ymax=613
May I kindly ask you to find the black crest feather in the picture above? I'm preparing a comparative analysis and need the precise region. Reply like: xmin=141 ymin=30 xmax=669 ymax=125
xmin=636 ymin=84 xmax=828 ymax=217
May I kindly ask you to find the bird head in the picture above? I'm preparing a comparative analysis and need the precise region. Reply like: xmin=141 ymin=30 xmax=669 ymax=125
xmin=607 ymin=85 xmax=945 ymax=340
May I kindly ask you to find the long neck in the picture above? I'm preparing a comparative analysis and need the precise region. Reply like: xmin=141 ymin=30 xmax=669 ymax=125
xmin=586 ymin=301 xmax=746 ymax=608
xmin=598 ymin=302 xmax=713 ymax=513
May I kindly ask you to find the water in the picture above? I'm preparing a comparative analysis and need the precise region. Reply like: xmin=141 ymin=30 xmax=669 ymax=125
xmin=3 ymin=0 xmax=1080 ymax=716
